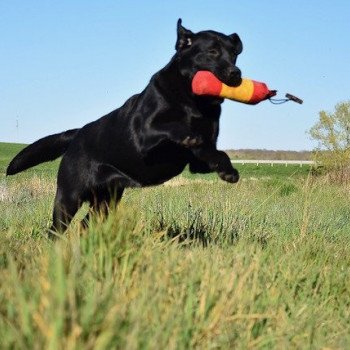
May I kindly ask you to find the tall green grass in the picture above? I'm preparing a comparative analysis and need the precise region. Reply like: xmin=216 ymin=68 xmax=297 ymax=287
xmin=1 ymin=168 xmax=349 ymax=348
xmin=0 ymin=143 xmax=349 ymax=348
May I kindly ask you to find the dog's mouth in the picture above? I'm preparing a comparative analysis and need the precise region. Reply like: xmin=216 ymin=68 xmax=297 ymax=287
xmin=224 ymin=76 xmax=242 ymax=87
xmin=204 ymin=67 xmax=242 ymax=88
xmin=220 ymin=68 xmax=242 ymax=87
xmin=190 ymin=69 xmax=242 ymax=89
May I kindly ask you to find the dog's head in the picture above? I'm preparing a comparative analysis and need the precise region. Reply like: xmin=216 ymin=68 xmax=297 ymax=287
xmin=175 ymin=19 xmax=243 ymax=87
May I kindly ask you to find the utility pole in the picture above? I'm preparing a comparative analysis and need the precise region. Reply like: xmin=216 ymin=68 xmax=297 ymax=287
xmin=16 ymin=117 xmax=19 ymax=142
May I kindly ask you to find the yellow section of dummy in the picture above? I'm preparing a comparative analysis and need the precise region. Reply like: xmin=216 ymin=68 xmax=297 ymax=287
xmin=219 ymin=78 xmax=254 ymax=103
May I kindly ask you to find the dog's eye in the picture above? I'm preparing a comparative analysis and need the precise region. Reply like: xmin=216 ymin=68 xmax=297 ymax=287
xmin=209 ymin=49 xmax=220 ymax=56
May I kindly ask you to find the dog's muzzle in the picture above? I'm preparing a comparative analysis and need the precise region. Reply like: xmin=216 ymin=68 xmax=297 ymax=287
xmin=225 ymin=66 xmax=242 ymax=87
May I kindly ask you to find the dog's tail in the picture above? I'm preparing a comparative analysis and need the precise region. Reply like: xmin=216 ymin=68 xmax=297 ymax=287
xmin=6 ymin=128 xmax=79 ymax=175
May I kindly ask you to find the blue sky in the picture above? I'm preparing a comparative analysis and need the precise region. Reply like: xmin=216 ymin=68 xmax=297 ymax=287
xmin=1 ymin=0 xmax=349 ymax=150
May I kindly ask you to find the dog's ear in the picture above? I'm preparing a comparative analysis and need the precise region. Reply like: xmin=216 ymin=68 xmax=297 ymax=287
xmin=229 ymin=33 xmax=243 ymax=55
xmin=175 ymin=18 xmax=194 ymax=51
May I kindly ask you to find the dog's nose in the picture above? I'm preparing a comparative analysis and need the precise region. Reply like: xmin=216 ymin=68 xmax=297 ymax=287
xmin=227 ymin=67 xmax=241 ymax=80
xmin=226 ymin=66 xmax=242 ymax=86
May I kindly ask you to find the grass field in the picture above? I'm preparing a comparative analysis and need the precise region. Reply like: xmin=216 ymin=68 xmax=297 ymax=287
xmin=0 ymin=142 xmax=349 ymax=349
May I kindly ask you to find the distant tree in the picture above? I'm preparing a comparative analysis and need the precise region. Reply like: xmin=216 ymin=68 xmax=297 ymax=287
xmin=309 ymin=101 xmax=350 ymax=178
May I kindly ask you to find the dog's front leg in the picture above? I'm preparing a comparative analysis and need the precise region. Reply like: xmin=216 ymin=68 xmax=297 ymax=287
xmin=139 ymin=122 xmax=203 ymax=155
xmin=189 ymin=157 xmax=212 ymax=174
xmin=191 ymin=147 xmax=239 ymax=183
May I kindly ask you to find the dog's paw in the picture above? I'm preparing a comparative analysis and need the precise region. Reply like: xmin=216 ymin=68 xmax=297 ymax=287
xmin=181 ymin=135 xmax=203 ymax=148
xmin=218 ymin=171 xmax=239 ymax=183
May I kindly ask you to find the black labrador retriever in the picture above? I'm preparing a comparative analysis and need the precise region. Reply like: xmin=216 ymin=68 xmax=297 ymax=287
xmin=7 ymin=19 xmax=243 ymax=234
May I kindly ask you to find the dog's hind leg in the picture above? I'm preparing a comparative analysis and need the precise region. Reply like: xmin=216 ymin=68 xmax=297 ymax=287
xmin=49 ymin=189 xmax=81 ymax=237
xmin=82 ymin=187 xmax=125 ymax=229
xmin=81 ymin=163 xmax=130 ymax=228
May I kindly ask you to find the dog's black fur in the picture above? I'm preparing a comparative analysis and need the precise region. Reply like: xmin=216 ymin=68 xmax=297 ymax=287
xmin=7 ymin=19 xmax=243 ymax=234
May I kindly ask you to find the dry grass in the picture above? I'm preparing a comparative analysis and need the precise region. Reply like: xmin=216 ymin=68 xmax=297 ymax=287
xmin=0 ymin=175 xmax=55 ymax=203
